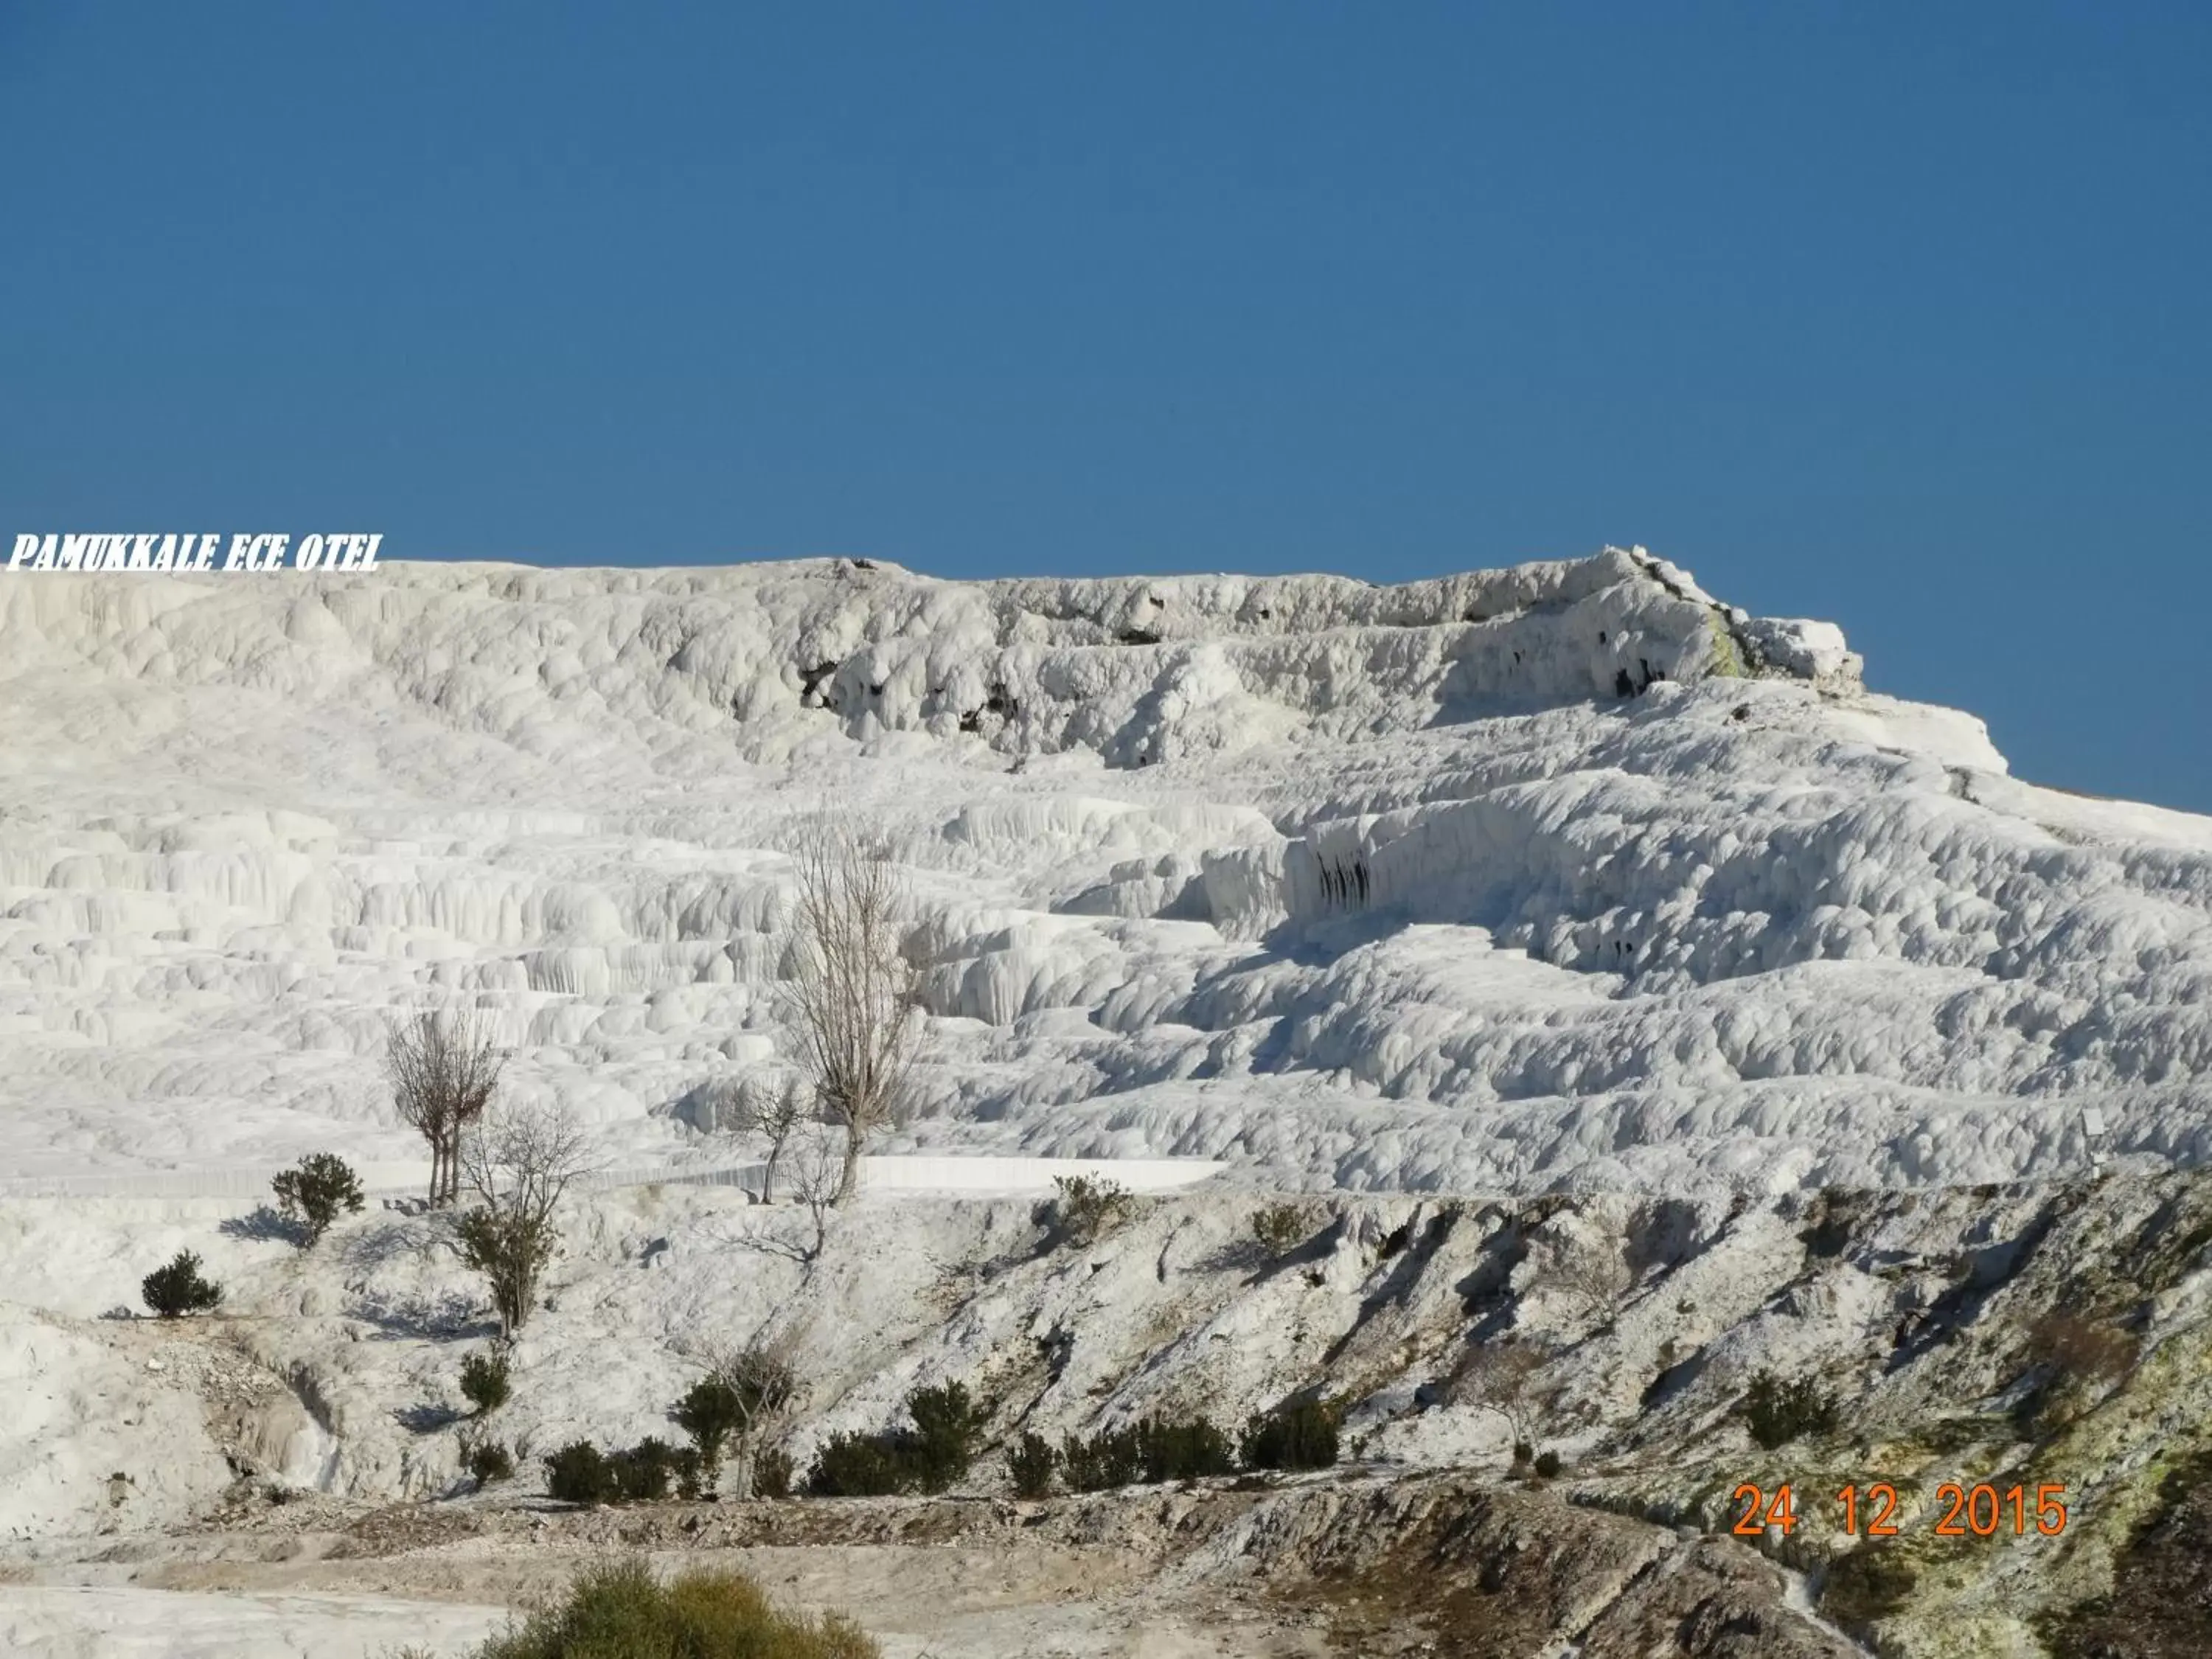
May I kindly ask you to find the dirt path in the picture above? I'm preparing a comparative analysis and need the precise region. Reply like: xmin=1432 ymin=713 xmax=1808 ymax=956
xmin=5 ymin=1518 xmax=1331 ymax=1658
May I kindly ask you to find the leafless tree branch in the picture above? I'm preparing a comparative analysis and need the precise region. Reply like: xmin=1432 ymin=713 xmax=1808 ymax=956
xmin=782 ymin=820 xmax=921 ymax=1204
xmin=385 ymin=1006 xmax=504 ymax=1207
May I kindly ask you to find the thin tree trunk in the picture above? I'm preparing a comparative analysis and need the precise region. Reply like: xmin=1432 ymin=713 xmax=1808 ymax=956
xmin=835 ymin=1124 xmax=862 ymax=1205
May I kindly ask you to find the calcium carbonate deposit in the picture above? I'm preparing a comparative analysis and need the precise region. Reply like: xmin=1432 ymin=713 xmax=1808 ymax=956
xmin=4 ymin=545 xmax=2209 ymax=1203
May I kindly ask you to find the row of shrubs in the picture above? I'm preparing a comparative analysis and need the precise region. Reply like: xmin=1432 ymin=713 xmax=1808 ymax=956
xmin=1019 ymin=1397 xmax=1341 ymax=1496
xmin=542 ymin=1436 xmax=801 ymax=1506
xmin=532 ymin=1382 xmax=1340 ymax=1508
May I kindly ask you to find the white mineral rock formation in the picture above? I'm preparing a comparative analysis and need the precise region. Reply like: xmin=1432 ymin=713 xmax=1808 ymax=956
xmin=1 ymin=545 xmax=2208 ymax=1201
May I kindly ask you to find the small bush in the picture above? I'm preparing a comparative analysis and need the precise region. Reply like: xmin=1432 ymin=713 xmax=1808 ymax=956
xmin=270 ymin=1152 xmax=364 ymax=1246
xmin=462 ymin=1433 xmax=515 ymax=1487
xmin=1136 ymin=1414 xmax=1235 ymax=1484
xmin=611 ymin=1438 xmax=678 ymax=1503
xmin=455 ymin=1206 xmax=560 ymax=1338
xmin=544 ymin=1441 xmax=617 ymax=1506
xmin=1533 ymin=1449 xmax=1562 ymax=1478
xmin=1512 ymin=1441 xmax=1534 ymax=1467
xmin=753 ymin=1445 xmax=794 ymax=1500
xmin=804 ymin=1382 xmax=981 ymax=1498
xmin=806 ymin=1431 xmax=908 ymax=1498
xmin=1008 ymin=1431 xmax=1056 ymax=1498
xmin=1252 ymin=1202 xmax=1310 ymax=1259
xmin=904 ymin=1381 xmax=980 ymax=1492
xmin=141 ymin=1250 xmax=223 ymax=1319
xmin=1057 ymin=1415 xmax=1235 ymax=1489
xmin=544 ymin=1437 xmax=682 ymax=1506
xmin=673 ymin=1349 xmax=796 ymax=1498
xmin=675 ymin=1446 xmax=706 ymax=1500
xmin=460 ymin=1349 xmax=512 ymax=1416
xmin=673 ymin=1374 xmax=745 ymax=1489
xmin=1239 ymin=1399 xmax=1341 ymax=1472
xmin=1060 ymin=1425 xmax=1141 ymax=1492
xmin=1048 ymin=1175 xmax=1134 ymax=1248
xmin=471 ymin=1557 xmax=879 ymax=1659
xmin=1740 ymin=1371 xmax=1839 ymax=1450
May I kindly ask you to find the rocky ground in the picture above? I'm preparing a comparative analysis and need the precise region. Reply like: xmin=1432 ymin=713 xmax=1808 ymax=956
xmin=6 ymin=1164 xmax=2212 ymax=1655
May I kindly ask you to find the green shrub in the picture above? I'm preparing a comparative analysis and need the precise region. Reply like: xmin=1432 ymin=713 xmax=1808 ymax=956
xmin=1512 ymin=1440 xmax=1534 ymax=1467
xmin=141 ymin=1250 xmax=223 ymax=1319
xmin=675 ymin=1446 xmax=706 ymax=1500
xmin=753 ymin=1445 xmax=793 ymax=1500
xmin=1008 ymin=1431 xmax=1056 ymax=1499
xmin=1057 ymin=1414 xmax=1232 ymax=1490
xmin=544 ymin=1441 xmax=616 ymax=1506
xmin=806 ymin=1431 xmax=908 ymax=1498
xmin=1239 ymin=1399 xmax=1340 ymax=1472
xmin=462 ymin=1433 xmax=515 ymax=1487
xmin=672 ymin=1374 xmax=744 ymax=1491
xmin=270 ymin=1152 xmax=364 ymax=1246
xmin=672 ymin=1350 xmax=795 ymax=1496
xmin=1048 ymin=1175 xmax=1134 ymax=1248
xmin=1533 ymin=1449 xmax=1562 ymax=1478
xmin=804 ymin=1382 xmax=981 ymax=1498
xmin=903 ymin=1382 xmax=980 ymax=1492
xmin=471 ymin=1557 xmax=878 ymax=1659
xmin=460 ymin=1349 xmax=511 ymax=1416
xmin=1740 ymin=1371 xmax=1839 ymax=1450
xmin=454 ymin=1206 xmax=559 ymax=1338
xmin=541 ymin=1438 xmax=680 ymax=1506
xmin=611 ymin=1438 xmax=678 ymax=1502
xmin=1060 ymin=1425 xmax=1141 ymax=1492
xmin=1252 ymin=1202 xmax=1310 ymax=1258
xmin=1136 ymin=1414 xmax=1234 ymax=1484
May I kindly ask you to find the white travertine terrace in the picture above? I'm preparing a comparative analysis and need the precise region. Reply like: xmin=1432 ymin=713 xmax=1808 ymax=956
xmin=4 ymin=545 xmax=2208 ymax=1198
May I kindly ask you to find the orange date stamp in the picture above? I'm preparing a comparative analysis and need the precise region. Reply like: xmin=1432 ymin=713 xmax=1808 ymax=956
xmin=1731 ymin=1481 xmax=2068 ymax=1538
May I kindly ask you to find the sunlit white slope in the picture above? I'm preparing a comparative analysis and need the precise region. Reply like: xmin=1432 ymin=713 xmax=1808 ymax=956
xmin=1 ymin=546 xmax=2207 ymax=1194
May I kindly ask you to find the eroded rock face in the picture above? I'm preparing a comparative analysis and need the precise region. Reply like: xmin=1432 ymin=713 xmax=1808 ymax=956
xmin=1178 ymin=1474 xmax=1855 ymax=1658
xmin=11 ymin=1161 xmax=2207 ymax=1650
xmin=1581 ymin=1538 xmax=1858 ymax=1659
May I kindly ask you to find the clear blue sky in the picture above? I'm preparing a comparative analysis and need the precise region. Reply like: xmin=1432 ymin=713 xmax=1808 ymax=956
xmin=4 ymin=4 xmax=2208 ymax=808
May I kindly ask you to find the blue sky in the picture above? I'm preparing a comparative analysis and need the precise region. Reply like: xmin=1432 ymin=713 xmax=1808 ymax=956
xmin=3 ymin=3 xmax=2208 ymax=808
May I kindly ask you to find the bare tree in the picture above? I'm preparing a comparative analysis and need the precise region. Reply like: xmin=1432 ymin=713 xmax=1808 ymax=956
xmin=1447 ymin=1338 xmax=1549 ymax=1453
xmin=785 ymin=1122 xmax=844 ymax=1262
xmin=784 ymin=822 xmax=922 ymax=1203
xmin=454 ymin=1100 xmax=589 ymax=1336
xmin=713 ymin=1073 xmax=808 ymax=1204
xmin=385 ymin=1007 xmax=504 ymax=1207
xmin=1548 ymin=1236 xmax=1631 ymax=1331
xmin=754 ymin=1077 xmax=807 ymax=1205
